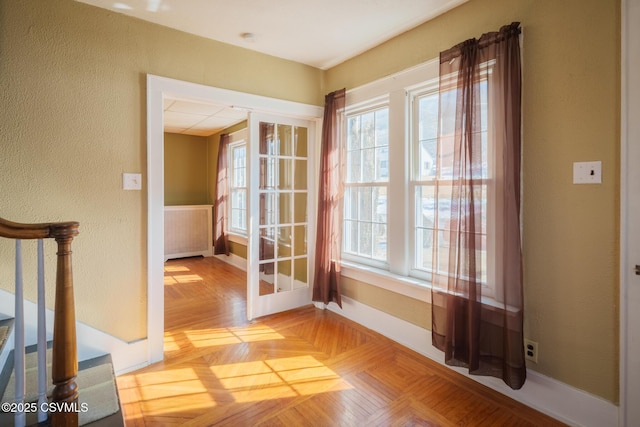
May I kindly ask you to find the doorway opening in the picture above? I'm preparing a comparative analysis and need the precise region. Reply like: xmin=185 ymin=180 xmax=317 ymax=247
xmin=147 ymin=74 xmax=323 ymax=364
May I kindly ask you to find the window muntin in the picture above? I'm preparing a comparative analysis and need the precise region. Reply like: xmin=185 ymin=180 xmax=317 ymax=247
xmin=343 ymin=106 xmax=389 ymax=265
xmin=257 ymin=122 xmax=309 ymax=293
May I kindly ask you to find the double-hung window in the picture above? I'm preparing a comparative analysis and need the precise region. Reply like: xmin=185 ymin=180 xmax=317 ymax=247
xmin=228 ymin=130 xmax=247 ymax=236
xmin=341 ymin=59 xmax=498 ymax=301
xmin=343 ymin=103 xmax=389 ymax=267
xmin=410 ymin=74 xmax=492 ymax=296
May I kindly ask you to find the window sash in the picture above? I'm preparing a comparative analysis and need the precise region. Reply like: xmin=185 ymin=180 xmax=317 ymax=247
xmin=229 ymin=140 xmax=247 ymax=234
xmin=337 ymin=58 xmax=513 ymax=303
xmin=409 ymin=72 xmax=497 ymax=298
xmin=343 ymin=183 xmax=388 ymax=264
xmin=343 ymin=104 xmax=390 ymax=266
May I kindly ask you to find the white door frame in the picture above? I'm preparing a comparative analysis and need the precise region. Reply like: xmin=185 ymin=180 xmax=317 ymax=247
xmin=620 ymin=0 xmax=640 ymax=424
xmin=146 ymin=75 xmax=322 ymax=363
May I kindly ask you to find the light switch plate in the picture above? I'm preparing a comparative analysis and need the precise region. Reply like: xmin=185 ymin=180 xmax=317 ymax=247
xmin=573 ymin=161 xmax=602 ymax=184
xmin=123 ymin=173 xmax=142 ymax=190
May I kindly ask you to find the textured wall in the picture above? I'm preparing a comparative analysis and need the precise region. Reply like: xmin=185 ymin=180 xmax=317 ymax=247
xmin=325 ymin=0 xmax=620 ymax=402
xmin=0 ymin=0 xmax=322 ymax=342
xmin=164 ymin=133 xmax=209 ymax=206
xmin=0 ymin=0 xmax=619 ymax=404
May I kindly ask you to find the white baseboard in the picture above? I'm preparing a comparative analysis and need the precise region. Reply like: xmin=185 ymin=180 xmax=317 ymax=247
xmin=0 ymin=289 xmax=150 ymax=375
xmin=214 ymin=252 xmax=247 ymax=271
xmin=325 ymin=295 xmax=618 ymax=427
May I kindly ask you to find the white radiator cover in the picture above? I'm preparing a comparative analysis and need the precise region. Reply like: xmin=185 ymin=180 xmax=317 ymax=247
xmin=164 ymin=205 xmax=213 ymax=260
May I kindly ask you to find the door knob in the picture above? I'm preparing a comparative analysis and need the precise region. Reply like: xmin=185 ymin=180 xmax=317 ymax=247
xmin=635 ymin=265 xmax=640 ymax=275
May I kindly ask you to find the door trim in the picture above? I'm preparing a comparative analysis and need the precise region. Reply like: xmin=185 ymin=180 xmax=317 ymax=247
xmin=620 ymin=0 xmax=640 ymax=424
xmin=146 ymin=75 xmax=322 ymax=363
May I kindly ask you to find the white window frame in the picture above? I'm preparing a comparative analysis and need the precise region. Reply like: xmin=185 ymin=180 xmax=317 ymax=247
xmin=340 ymin=58 xmax=506 ymax=304
xmin=228 ymin=129 xmax=248 ymax=241
xmin=341 ymin=60 xmax=438 ymax=302
xmin=408 ymin=75 xmax=497 ymax=301
xmin=342 ymin=100 xmax=390 ymax=270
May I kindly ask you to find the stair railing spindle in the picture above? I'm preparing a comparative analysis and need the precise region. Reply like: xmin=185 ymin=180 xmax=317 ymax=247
xmin=14 ymin=240 xmax=26 ymax=427
xmin=37 ymin=239 xmax=47 ymax=424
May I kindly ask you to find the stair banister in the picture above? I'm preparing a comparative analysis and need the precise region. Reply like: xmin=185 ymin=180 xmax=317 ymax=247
xmin=0 ymin=217 xmax=80 ymax=427
xmin=50 ymin=223 xmax=79 ymax=427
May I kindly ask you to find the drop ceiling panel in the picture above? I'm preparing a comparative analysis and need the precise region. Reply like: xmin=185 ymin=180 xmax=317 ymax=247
xmin=166 ymin=100 xmax=227 ymax=116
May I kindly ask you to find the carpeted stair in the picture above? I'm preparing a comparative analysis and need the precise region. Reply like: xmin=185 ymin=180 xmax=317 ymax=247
xmin=0 ymin=318 xmax=14 ymax=382
xmin=0 ymin=341 xmax=124 ymax=426
xmin=0 ymin=321 xmax=10 ymax=351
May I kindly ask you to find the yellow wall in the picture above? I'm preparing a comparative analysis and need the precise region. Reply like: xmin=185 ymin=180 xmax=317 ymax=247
xmin=164 ymin=133 xmax=209 ymax=206
xmin=0 ymin=0 xmax=322 ymax=342
xmin=0 ymin=0 xmax=619 ymax=405
xmin=326 ymin=0 xmax=619 ymax=402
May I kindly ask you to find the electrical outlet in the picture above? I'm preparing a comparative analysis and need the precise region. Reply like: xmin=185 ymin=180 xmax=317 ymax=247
xmin=524 ymin=339 xmax=538 ymax=363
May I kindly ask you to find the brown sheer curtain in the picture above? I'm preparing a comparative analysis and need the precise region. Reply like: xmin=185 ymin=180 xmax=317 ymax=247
xmin=313 ymin=88 xmax=346 ymax=307
xmin=431 ymin=22 xmax=525 ymax=389
xmin=214 ymin=133 xmax=230 ymax=255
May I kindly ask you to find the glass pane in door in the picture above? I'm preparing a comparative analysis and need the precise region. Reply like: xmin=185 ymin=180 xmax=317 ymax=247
xmin=256 ymin=120 xmax=309 ymax=298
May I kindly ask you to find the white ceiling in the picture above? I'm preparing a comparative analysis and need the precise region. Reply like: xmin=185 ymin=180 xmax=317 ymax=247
xmin=163 ymin=98 xmax=248 ymax=136
xmin=76 ymin=0 xmax=466 ymax=136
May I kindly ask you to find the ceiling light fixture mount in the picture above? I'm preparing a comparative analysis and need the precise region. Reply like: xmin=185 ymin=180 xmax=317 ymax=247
xmin=241 ymin=32 xmax=256 ymax=43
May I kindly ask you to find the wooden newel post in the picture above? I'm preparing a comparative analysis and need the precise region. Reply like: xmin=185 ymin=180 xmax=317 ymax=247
xmin=50 ymin=223 xmax=79 ymax=427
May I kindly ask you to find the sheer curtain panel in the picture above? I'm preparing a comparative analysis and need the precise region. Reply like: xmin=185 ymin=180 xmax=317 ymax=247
xmin=214 ymin=134 xmax=230 ymax=255
xmin=431 ymin=22 xmax=525 ymax=389
xmin=313 ymin=89 xmax=346 ymax=307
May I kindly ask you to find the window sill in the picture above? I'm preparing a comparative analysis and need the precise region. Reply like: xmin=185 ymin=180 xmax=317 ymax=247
xmin=340 ymin=261 xmax=432 ymax=304
xmin=227 ymin=232 xmax=247 ymax=246
xmin=340 ymin=261 xmax=517 ymax=313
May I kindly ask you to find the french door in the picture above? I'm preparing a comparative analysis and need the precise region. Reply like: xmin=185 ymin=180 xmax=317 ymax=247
xmin=247 ymin=112 xmax=316 ymax=320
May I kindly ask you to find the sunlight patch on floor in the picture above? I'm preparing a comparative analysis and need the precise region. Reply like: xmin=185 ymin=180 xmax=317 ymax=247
xmin=164 ymin=276 xmax=178 ymax=285
xmin=164 ymin=265 xmax=191 ymax=272
xmin=232 ymin=325 xmax=286 ymax=342
xmin=164 ymin=264 xmax=204 ymax=285
xmin=117 ymin=366 xmax=225 ymax=419
xmin=184 ymin=330 xmax=243 ymax=348
xmin=138 ymin=393 xmax=218 ymax=417
xmin=182 ymin=325 xmax=285 ymax=349
xmin=209 ymin=355 xmax=352 ymax=403
xmin=172 ymin=274 xmax=204 ymax=283
xmin=163 ymin=335 xmax=181 ymax=352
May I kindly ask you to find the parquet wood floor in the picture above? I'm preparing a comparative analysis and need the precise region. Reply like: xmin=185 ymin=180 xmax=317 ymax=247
xmin=116 ymin=256 xmax=566 ymax=426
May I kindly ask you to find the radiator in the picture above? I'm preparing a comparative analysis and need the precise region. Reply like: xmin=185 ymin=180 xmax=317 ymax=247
xmin=164 ymin=205 xmax=213 ymax=260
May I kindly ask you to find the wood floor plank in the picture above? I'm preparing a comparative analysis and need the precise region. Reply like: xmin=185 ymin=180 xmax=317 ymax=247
xmin=117 ymin=256 xmax=566 ymax=426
